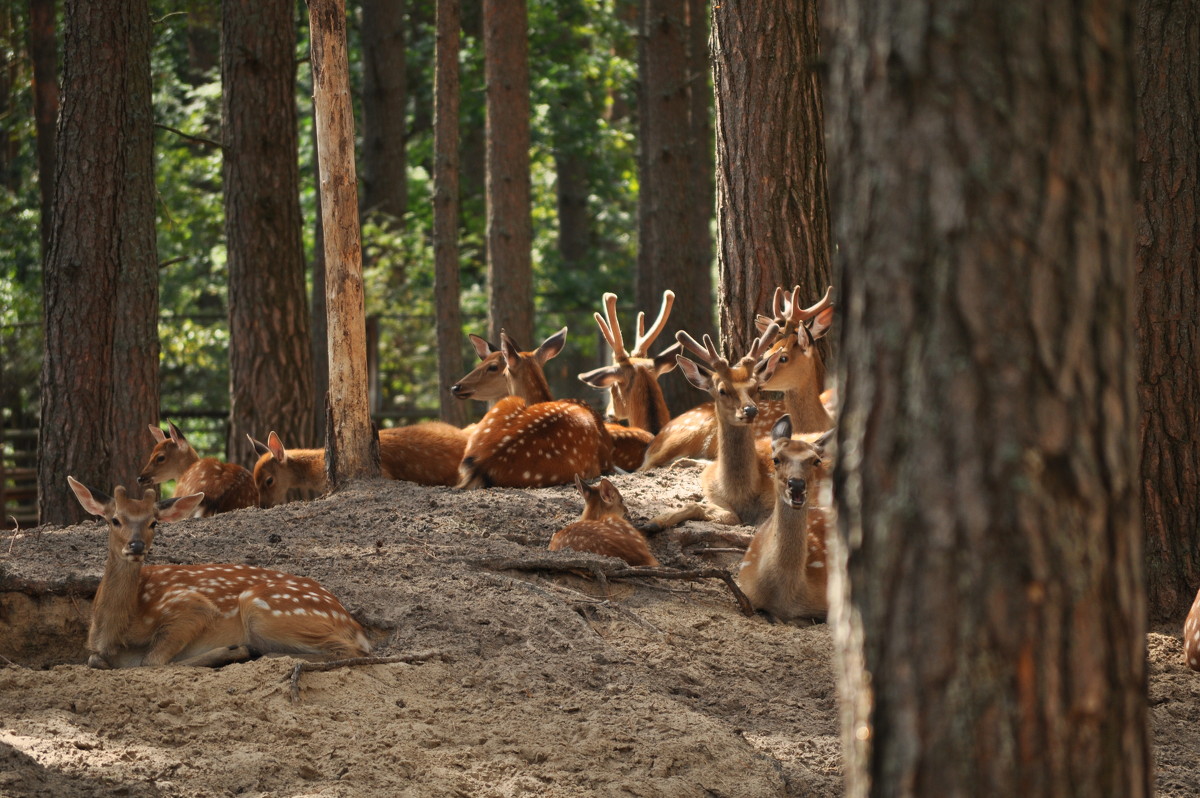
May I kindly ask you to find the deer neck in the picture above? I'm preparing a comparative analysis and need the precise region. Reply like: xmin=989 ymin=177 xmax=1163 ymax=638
xmin=289 ymin=449 xmax=329 ymax=491
xmin=508 ymin=369 xmax=554 ymax=404
xmin=782 ymin=387 xmax=834 ymax=434
xmin=714 ymin=415 xmax=760 ymax=489
xmin=769 ymin=496 xmax=810 ymax=566
xmin=90 ymin=549 xmax=143 ymax=650
xmin=619 ymin=374 xmax=671 ymax=434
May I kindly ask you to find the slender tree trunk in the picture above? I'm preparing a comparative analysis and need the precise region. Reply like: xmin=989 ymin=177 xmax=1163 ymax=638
xmin=185 ymin=0 xmax=219 ymax=84
xmin=39 ymin=0 xmax=158 ymax=526
xmin=223 ymin=0 xmax=314 ymax=465
xmin=1135 ymin=0 xmax=1200 ymax=623
xmin=825 ymin=1 xmax=1148 ymax=795
xmin=360 ymin=0 xmax=407 ymax=222
xmin=434 ymin=0 xmax=467 ymax=427
xmin=309 ymin=0 xmax=378 ymax=482
xmin=555 ymin=149 xmax=589 ymax=274
xmin=483 ymin=0 xmax=533 ymax=346
xmin=310 ymin=109 xmax=330 ymax=442
xmin=712 ymin=0 xmax=831 ymax=359
xmin=29 ymin=0 xmax=57 ymax=266
xmin=686 ymin=0 xmax=712 ymax=294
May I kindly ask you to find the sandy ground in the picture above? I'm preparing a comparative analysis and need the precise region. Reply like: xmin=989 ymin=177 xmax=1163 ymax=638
xmin=1 ymin=466 xmax=1197 ymax=797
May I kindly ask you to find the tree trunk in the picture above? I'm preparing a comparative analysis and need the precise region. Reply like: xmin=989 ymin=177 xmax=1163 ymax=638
xmin=39 ymin=0 xmax=158 ymax=526
xmin=30 ymin=0 xmax=57 ymax=265
xmin=434 ymin=0 xmax=467 ymax=427
xmin=824 ymin=1 xmax=1149 ymax=795
xmin=1135 ymin=0 xmax=1200 ymax=623
xmin=223 ymin=0 xmax=315 ymax=466
xmin=483 ymin=0 xmax=533 ymax=347
xmin=310 ymin=109 xmax=330 ymax=442
xmin=360 ymin=0 xmax=407 ymax=222
xmin=309 ymin=0 xmax=379 ymax=483
xmin=185 ymin=0 xmax=219 ymax=84
xmin=712 ymin=0 xmax=831 ymax=359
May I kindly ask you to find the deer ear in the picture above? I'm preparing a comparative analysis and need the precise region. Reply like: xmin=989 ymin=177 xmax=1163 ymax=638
xmin=266 ymin=431 xmax=288 ymax=464
xmin=578 ymin=364 xmax=622 ymax=389
xmin=499 ymin=330 xmax=521 ymax=364
xmin=598 ymin=478 xmax=620 ymax=504
xmin=148 ymin=425 xmax=167 ymax=443
xmin=167 ymin=421 xmax=187 ymax=446
xmin=808 ymin=305 xmax=835 ymax=340
xmin=157 ymin=492 xmax=204 ymax=522
xmin=247 ymin=434 xmax=271 ymax=457
xmin=675 ymin=355 xmax=712 ymax=392
xmin=771 ymin=414 xmax=793 ymax=442
xmin=469 ymin=334 xmax=495 ymax=361
xmin=573 ymin=474 xmax=589 ymax=498
xmin=812 ymin=426 xmax=836 ymax=455
xmin=535 ymin=327 xmax=568 ymax=364
xmin=67 ymin=476 xmax=111 ymax=518
xmin=652 ymin=343 xmax=681 ymax=376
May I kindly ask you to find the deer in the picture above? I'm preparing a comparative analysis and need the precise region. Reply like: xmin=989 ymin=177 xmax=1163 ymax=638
xmin=67 ymin=476 xmax=370 ymax=668
xmin=736 ymin=415 xmax=832 ymax=622
xmin=669 ymin=324 xmax=784 ymax=526
xmin=138 ymin=422 xmax=257 ymax=516
xmin=457 ymin=329 xmax=615 ymax=489
xmin=248 ymin=433 xmax=326 ymax=508
xmin=755 ymin=285 xmax=836 ymax=434
xmin=548 ymin=475 xmax=659 ymax=566
xmin=1186 ymin=587 xmax=1200 ymax=672
xmin=451 ymin=327 xmax=650 ymax=473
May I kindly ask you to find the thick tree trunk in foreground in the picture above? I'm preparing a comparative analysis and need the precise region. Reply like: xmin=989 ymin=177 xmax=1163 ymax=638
xmin=1135 ymin=0 xmax=1200 ymax=623
xmin=712 ymin=0 xmax=831 ymax=358
xmin=825 ymin=1 xmax=1148 ymax=795
xmin=309 ymin=0 xmax=378 ymax=483
xmin=39 ymin=0 xmax=158 ymax=525
xmin=223 ymin=0 xmax=314 ymax=465
xmin=483 ymin=0 xmax=533 ymax=346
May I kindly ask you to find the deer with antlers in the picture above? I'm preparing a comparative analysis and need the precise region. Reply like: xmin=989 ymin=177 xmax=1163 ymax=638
xmin=737 ymin=415 xmax=833 ymax=622
xmin=549 ymin=475 xmax=659 ymax=566
xmin=67 ymin=477 xmax=370 ymax=668
xmin=137 ymin=422 xmax=257 ymax=516
xmin=457 ymin=329 xmax=614 ymax=489
xmin=451 ymin=328 xmax=650 ymax=472
xmin=755 ymin=285 xmax=836 ymax=434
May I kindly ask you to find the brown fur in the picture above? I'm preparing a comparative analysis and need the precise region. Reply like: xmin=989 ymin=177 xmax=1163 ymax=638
xmin=249 ymin=432 xmax=326 ymax=508
xmin=139 ymin=422 xmax=256 ymax=516
xmin=549 ymin=477 xmax=658 ymax=566
xmin=379 ymin=422 xmax=468 ymax=486
xmin=1186 ymin=587 xmax=1200 ymax=672
xmin=607 ymin=424 xmax=654 ymax=472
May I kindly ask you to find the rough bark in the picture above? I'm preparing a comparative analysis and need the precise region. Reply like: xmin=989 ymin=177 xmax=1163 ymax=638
xmin=825 ymin=1 xmax=1148 ymax=795
xmin=223 ymin=0 xmax=315 ymax=466
xmin=360 ymin=0 xmax=408 ymax=222
xmin=309 ymin=0 xmax=379 ymax=482
xmin=483 ymin=0 xmax=533 ymax=347
xmin=30 ymin=0 xmax=57 ymax=262
xmin=310 ymin=110 xmax=330 ymax=442
xmin=712 ymin=0 xmax=831 ymax=358
xmin=1136 ymin=0 xmax=1200 ymax=622
xmin=434 ymin=0 xmax=467 ymax=427
xmin=39 ymin=0 xmax=158 ymax=526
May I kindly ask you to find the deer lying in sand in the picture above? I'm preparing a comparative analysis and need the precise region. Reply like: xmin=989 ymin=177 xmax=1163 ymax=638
xmin=549 ymin=476 xmax=658 ymax=566
xmin=68 ymin=477 xmax=369 ymax=668
xmin=138 ymin=422 xmax=257 ymax=516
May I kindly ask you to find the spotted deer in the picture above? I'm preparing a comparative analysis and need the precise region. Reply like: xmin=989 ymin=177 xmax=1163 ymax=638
xmin=548 ymin=475 xmax=658 ymax=566
xmin=672 ymin=324 xmax=783 ymax=526
xmin=756 ymin=285 xmax=836 ymax=434
xmin=138 ymin=422 xmax=257 ymax=516
xmin=248 ymin=433 xmax=326 ymax=508
xmin=452 ymin=327 xmax=650 ymax=472
xmin=458 ymin=329 xmax=614 ymax=489
xmin=737 ymin=415 xmax=832 ymax=622
xmin=67 ymin=477 xmax=370 ymax=668
xmin=1186 ymin=587 xmax=1200 ymax=672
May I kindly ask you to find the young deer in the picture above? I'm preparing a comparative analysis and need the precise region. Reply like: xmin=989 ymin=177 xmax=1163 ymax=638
xmin=756 ymin=285 xmax=836 ymax=434
xmin=452 ymin=328 xmax=650 ymax=472
xmin=458 ymin=329 xmax=614 ymax=489
xmin=138 ymin=422 xmax=257 ymax=516
xmin=248 ymin=433 xmax=326 ymax=508
xmin=549 ymin=476 xmax=659 ymax=566
xmin=737 ymin=415 xmax=832 ymax=622
xmin=1186 ymin=587 xmax=1200 ymax=672
xmin=67 ymin=477 xmax=370 ymax=668
xmin=673 ymin=325 xmax=783 ymax=526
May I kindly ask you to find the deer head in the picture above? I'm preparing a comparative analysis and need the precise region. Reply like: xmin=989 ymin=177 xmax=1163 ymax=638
xmin=68 ymin=477 xmax=204 ymax=562
xmin=674 ymin=324 xmax=783 ymax=426
xmin=138 ymin=421 xmax=200 ymax=486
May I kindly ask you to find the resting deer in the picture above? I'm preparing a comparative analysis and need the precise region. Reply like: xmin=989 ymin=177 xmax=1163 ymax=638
xmin=549 ymin=475 xmax=658 ymax=566
xmin=138 ymin=422 xmax=257 ymax=516
xmin=756 ymin=285 xmax=836 ymax=434
xmin=737 ymin=415 xmax=832 ymax=622
xmin=671 ymin=325 xmax=783 ymax=526
xmin=67 ymin=477 xmax=370 ymax=668
xmin=451 ymin=328 xmax=650 ymax=472
xmin=1186 ymin=587 xmax=1200 ymax=672
xmin=458 ymin=329 xmax=614 ymax=489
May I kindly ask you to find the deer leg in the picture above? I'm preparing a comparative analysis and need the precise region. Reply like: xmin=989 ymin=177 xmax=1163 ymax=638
xmin=87 ymin=653 xmax=114 ymax=670
xmin=142 ymin=597 xmax=221 ymax=666
xmin=641 ymin=502 xmax=708 ymax=534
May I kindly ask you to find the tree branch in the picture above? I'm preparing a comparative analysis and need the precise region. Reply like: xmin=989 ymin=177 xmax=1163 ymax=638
xmin=154 ymin=123 xmax=225 ymax=150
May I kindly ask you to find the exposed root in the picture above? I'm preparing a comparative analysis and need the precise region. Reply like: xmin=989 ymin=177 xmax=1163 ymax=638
xmin=288 ymin=650 xmax=449 ymax=703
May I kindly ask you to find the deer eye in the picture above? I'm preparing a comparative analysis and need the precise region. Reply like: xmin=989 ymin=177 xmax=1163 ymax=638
xmin=718 ymin=387 xmax=728 ymax=397
xmin=111 ymin=517 xmax=121 ymax=527
xmin=156 ymin=454 xmax=166 ymax=463
xmin=487 ymin=364 xmax=500 ymax=372
xmin=778 ymin=355 xmax=788 ymax=363
xmin=149 ymin=521 xmax=158 ymax=529
xmin=265 ymin=477 xmax=275 ymax=487
xmin=813 ymin=458 xmax=823 ymax=468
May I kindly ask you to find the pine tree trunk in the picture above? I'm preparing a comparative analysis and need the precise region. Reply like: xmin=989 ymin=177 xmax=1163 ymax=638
xmin=434 ymin=0 xmax=467 ymax=427
xmin=309 ymin=0 xmax=379 ymax=483
xmin=360 ymin=0 xmax=408 ymax=222
xmin=30 ymin=0 xmax=57 ymax=265
xmin=712 ymin=0 xmax=831 ymax=358
xmin=39 ymin=0 xmax=158 ymax=525
xmin=483 ymin=0 xmax=533 ymax=346
xmin=825 ymin=1 xmax=1149 ymax=794
xmin=1135 ymin=0 xmax=1200 ymax=623
xmin=223 ymin=0 xmax=315 ymax=465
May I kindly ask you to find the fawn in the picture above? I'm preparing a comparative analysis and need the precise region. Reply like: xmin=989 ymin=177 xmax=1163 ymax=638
xmin=68 ymin=477 xmax=370 ymax=668
xmin=248 ymin=432 xmax=327 ymax=508
xmin=1186 ymin=587 xmax=1200 ymax=672
xmin=138 ymin=422 xmax=257 ymax=516
xmin=458 ymin=329 xmax=614 ymax=489
xmin=737 ymin=415 xmax=831 ymax=622
xmin=549 ymin=476 xmax=658 ymax=566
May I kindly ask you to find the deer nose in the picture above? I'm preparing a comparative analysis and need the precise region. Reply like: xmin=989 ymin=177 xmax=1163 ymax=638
xmin=450 ymin=383 xmax=470 ymax=398
xmin=742 ymin=404 xmax=758 ymax=420
xmin=788 ymin=478 xmax=807 ymax=494
xmin=136 ymin=474 xmax=152 ymax=485
xmin=127 ymin=540 xmax=145 ymax=556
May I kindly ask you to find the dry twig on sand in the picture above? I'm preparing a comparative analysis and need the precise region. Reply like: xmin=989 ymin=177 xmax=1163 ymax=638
xmin=287 ymin=650 xmax=448 ymax=703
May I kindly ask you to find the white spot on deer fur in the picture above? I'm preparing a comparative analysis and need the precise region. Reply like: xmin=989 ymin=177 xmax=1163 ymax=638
xmin=252 ymin=598 xmax=270 ymax=610
xmin=272 ymin=609 xmax=283 ymax=616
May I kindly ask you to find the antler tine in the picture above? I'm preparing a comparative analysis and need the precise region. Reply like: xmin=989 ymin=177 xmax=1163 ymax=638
xmin=675 ymin=329 xmax=720 ymax=368
xmin=795 ymin=285 xmax=834 ymax=322
xmin=744 ymin=322 xmax=781 ymax=363
xmin=772 ymin=286 xmax=787 ymax=321
xmin=593 ymin=293 xmax=629 ymax=362
xmin=631 ymin=289 xmax=675 ymax=357
xmin=785 ymin=286 xmax=803 ymax=322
